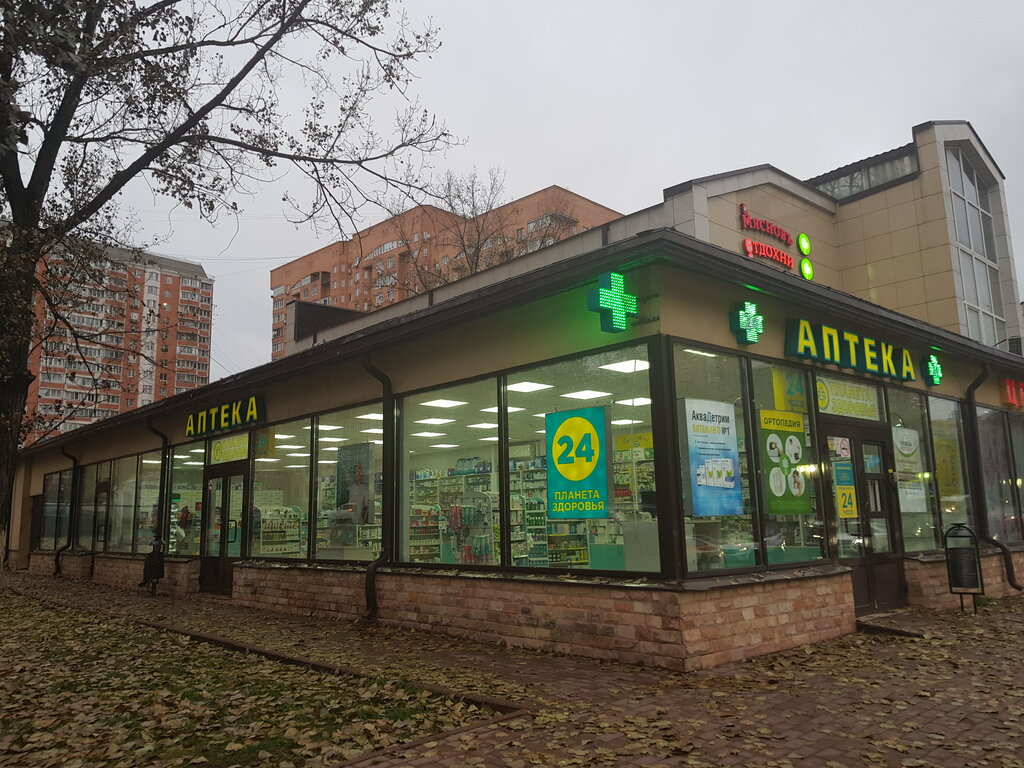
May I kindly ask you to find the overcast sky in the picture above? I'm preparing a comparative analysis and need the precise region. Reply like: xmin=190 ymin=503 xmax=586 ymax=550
xmin=127 ymin=0 xmax=1024 ymax=380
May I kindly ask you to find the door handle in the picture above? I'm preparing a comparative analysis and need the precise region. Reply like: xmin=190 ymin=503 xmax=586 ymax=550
xmin=228 ymin=519 xmax=239 ymax=543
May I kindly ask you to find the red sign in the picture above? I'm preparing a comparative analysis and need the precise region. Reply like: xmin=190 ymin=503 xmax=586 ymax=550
xmin=743 ymin=237 xmax=794 ymax=269
xmin=1003 ymin=378 xmax=1024 ymax=408
xmin=740 ymin=204 xmax=793 ymax=246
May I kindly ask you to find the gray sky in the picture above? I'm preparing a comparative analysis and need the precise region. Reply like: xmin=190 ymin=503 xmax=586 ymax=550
xmin=127 ymin=0 xmax=1024 ymax=380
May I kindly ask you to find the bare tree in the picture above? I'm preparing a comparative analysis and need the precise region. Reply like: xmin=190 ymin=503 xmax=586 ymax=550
xmin=0 ymin=0 xmax=450 ymax=529
xmin=389 ymin=169 xmax=582 ymax=294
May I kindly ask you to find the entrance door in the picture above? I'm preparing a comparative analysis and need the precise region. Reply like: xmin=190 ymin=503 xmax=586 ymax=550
xmin=822 ymin=424 xmax=906 ymax=614
xmin=199 ymin=461 xmax=248 ymax=594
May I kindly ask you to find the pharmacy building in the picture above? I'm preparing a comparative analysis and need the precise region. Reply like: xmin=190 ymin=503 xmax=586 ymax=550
xmin=13 ymin=120 xmax=1024 ymax=671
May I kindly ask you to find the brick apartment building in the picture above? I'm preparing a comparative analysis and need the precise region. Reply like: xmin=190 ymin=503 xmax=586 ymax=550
xmin=25 ymin=250 xmax=214 ymax=442
xmin=269 ymin=185 xmax=622 ymax=359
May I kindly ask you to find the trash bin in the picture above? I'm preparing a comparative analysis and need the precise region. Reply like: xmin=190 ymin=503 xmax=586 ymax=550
xmin=944 ymin=524 xmax=983 ymax=612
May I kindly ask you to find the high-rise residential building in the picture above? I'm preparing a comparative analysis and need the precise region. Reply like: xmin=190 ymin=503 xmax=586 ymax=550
xmin=269 ymin=186 xmax=622 ymax=359
xmin=25 ymin=250 xmax=214 ymax=441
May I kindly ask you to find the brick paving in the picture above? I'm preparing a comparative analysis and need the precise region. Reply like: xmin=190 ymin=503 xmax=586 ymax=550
xmin=4 ymin=571 xmax=1024 ymax=767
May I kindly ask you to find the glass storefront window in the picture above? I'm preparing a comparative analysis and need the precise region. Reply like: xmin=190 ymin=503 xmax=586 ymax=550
xmin=137 ymin=451 xmax=162 ymax=552
xmin=107 ymin=456 xmax=138 ymax=553
xmin=400 ymin=379 xmax=499 ymax=565
xmin=251 ymin=419 xmax=311 ymax=559
xmin=40 ymin=472 xmax=61 ymax=551
xmin=169 ymin=442 xmax=205 ymax=555
xmin=928 ymin=397 xmax=971 ymax=532
xmin=750 ymin=362 xmax=825 ymax=564
xmin=888 ymin=389 xmax=940 ymax=551
xmin=314 ymin=404 xmax=384 ymax=561
xmin=77 ymin=465 xmax=98 ymax=551
xmin=976 ymin=407 xmax=1021 ymax=542
xmin=93 ymin=463 xmax=111 ymax=551
xmin=505 ymin=344 xmax=659 ymax=572
xmin=674 ymin=346 xmax=755 ymax=572
xmin=1007 ymin=413 xmax=1024 ymax=540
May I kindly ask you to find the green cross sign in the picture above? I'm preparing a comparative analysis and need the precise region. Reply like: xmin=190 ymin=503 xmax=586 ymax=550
xmin=731 ymin=301 xmax=764 ymax=344
xmin=924 ymin=354 xmax=943 ymax=386
xmin=588 ymin=272 xmax=638 ymax=333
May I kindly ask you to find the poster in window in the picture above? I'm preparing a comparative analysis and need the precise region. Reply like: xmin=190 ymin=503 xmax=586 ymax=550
xmin=758 ymin=410 xmax=812 ymax=515
xmin=335 ymin=443 xmax=373 ymax=524
xmin=684 ymin=399 xmax=743 ymax=516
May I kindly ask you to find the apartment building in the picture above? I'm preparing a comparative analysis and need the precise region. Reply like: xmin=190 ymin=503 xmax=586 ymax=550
xmin=269 ymin=186 xmax=622 ymax=359
xmin=25 ymin=250 xmax=214 ymax=441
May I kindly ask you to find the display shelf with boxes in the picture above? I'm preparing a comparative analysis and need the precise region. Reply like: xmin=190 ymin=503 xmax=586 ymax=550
xmin=257 ymin=507 xmax=304 ymax=556
xmin=407 ymin=503 xmax=442 ymax=562
xmin=445 ymin=491 xmax=495 ymax=564
xmin=547 ymin=520 xmax=589 ymax=567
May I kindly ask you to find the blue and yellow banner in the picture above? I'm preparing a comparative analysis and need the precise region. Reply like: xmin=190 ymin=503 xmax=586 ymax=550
xmin=546 ymin=407 xmax=611 ymax=519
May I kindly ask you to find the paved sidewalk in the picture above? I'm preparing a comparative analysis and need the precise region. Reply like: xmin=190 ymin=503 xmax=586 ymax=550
xmin=5 ymin=571 xmax=1024 ymax=767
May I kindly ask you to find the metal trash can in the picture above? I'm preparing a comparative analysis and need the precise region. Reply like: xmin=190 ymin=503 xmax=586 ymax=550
xmin=944 ymin=524 xmax=983 ymax=613
xmin=140 ymin=539 xmax=165 ymax=595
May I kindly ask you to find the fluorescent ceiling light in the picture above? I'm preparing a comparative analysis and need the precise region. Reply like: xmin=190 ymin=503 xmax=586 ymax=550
xmin=318 ymin=460 xmax=338 ymax=464
xmin=276 ymin=444 xmax=304 ymax=449
xmin=616 ymin=398 xmax=652 ymax=407
xmin=360 ymin=428 xmax=384 ymax=434
xmin=506 ymin=381 xmax=552 ymax=393
xmin=420 ymin=399 xmax=467 ymax=408
xmin=611 ymin=419 xmax=644 ymax=426
xmin=533 ymin=413 xmax=547 ymax=418
xmin=314 ymin=424 xmax=343 ymax=431
xmin=173 ymin=455 xmax=189 ymax=459
xmin=318 ymin=437 xmax=347 ymax=442
xmin=356 ymin=413 xmax=384 ymax=420
xmin=141 ymin=459 xmax=162 ymax=464
xmin=481 ymin=406 xmax=524 ymax=413
xmin=600 ymin=359 xmax=650 ymax=373
xmin=479 ymin=437 xmax=499 ymax=442
xmin=189 ymin=448 xmax=205 ymax=453
xmin=286 ymin=452 xmax=311 ymax=457
xmin=562 ymin=390 xmax=611 ymax=400
xmin=184 ymin=461 xmax=204 ymax=465
xmin=412 ymin=431 xmax=445 ymax=437
xmin=535 ymin=430 xmax=546 ymax=434
xmin=254 ymin=458 xmax=280 ymax=463
xmin=415 ymin=418 xmax=455 ymax=425
xmin=275 ymin=434 xmax=295 ymax=439
xmin=685 ymin=348 xmax=717 ymax=358
xmin=430 ymin=444 xmax=459 ymax=448
xmin=370 ymin=440 xmax=383 ymax=445
xmin=467 ymin=423 xmax=498 ymax=429
xmin=285 ymin=464 xmax=307 ymax=468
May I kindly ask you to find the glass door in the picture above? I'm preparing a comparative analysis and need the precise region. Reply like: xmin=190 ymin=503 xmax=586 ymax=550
xmin=199 ymin=461 xmax=248 ymax=594
xmin=824 ymin=425 xmax=906 ymax=614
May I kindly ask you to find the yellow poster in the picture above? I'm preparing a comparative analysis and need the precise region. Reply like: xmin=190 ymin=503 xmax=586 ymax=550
xmin=772 ymin=368 xmax=807 ymax=412
xmin=614 ymin=431 xmax=653 ymax=460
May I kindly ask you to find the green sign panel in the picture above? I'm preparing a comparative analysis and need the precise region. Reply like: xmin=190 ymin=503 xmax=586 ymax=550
xmin=588 ymin=272 xmax=638 ymax=333
xmin=545 ymin=406 xmax=611 ymax=519
xmin=758 ymin=410 xmax=812 ymax=515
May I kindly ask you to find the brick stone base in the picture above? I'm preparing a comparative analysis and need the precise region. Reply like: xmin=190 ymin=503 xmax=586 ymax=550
xmin=232 ymin=564 xmax=854 ymax=671
xmin=905 ymin=549 xmax=1024 ymax=610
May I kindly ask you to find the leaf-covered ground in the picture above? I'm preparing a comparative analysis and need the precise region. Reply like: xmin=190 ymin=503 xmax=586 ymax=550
xmin=0 ymin=591 xmax=490 ymax=767
xmin=6 ymin=572 xmax=1024 ymax=767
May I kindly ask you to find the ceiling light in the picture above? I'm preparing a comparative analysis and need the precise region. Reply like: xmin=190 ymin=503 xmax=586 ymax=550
xmin=506 ymin=381 xmax=553 ymax=393
xmin=685 ymin=348 xmax=717 ymax=358
xmin=430 ymin=444 xmax=460 ymax=448
xmin=420 ymin=399 xmax=467 ymax=408
xmin=600 ymin=359 xmax=650 ymax=373
xmin=616 ymin=398 xmax=652 ymax=407
xmin=479 ymin=437 xmax=499 ymax=442
xmin=360 ymin=428 xmax=384 ymax=434
xmin=415 ymin=418 xmax=455 ymax=425
xmin=318 ymin=437 xmax=347 ymax=442
xmin=254 ymin=458 xmax=280 ymax=462
xmin=562 ymin=390 xmax=611 ymax=400
xmin=314 ymin=424 xmax=343 ymax=431
xmin=284 ymin=464 xmax=307 ymax=468
xmin=370 ymin=440 xmax=383 ymax=445
xmin=287 ymin=452 xmax=310 ymax=457
xmin=184 ymin=461 xmax=204 ymax=465
xmin=481 ymin=406 xmax=524 ymax=413
xmin=533 ymin=413 xmax=547 ymax=418
xmin=276 ymin=444 xmax=304 ymax=449
xmin=322 ymin=447 xmax=339 ymax=452
xmin=190 ymin=448 xmax=205 ymax=453
xmin=466 ymin=423 xmax=498 ymax=429
xmin=275 ymin=433 xmax=295 ymax=439
xmin=318 ymin=460 xmax=338 ymax=464
xmin=611 ymin=419 xmax=644 ymax=425
xmin=356 ymin=413 xmax=384 ymax=420
xmin=412 ymin=431 xmax=445 ymax=437
xmin=141 ymin=459 xmax=162 ymax=464
xmin=535 ymin=430 xmax=546 ymax=434
xmin=173 ymin=455 xmax=189 ymax=459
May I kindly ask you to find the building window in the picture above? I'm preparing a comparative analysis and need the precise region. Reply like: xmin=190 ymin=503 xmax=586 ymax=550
xmin=168 ymin=442 xmax=204 ymax=555
xmin=505 ymin=344 xmax=659 ymax=572
xmin=887 ymin=388 xmax=940 ymax=551
xmin=136 ymin=451 xmax=162 ymax=551
xmin=948 ymin=147 xmax=1003 ymax=345
xmin=39 ymin=470 xmax=73 ymax=551
xmin=674 ymin=345 xmax=758 ymax=572
xmin=314 ymin=405 xmax=383 ymax=562
xmin=750 ymin=361 xmax=825 ymax=564
xmin=106 ymin=456 xmax=138 ymax=553
xmin=976 ymin=407 xmax=1020 ymax=542
xmin=250 ymin=418 xmax=312 ymax=559
xmin=929 ymin=396 xmax=971 ymax=531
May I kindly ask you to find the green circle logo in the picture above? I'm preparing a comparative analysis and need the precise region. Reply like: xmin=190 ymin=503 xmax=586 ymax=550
xmin=799 ymin=257 xmax=815 ymax=281
xmin=797 ymin=233 xmax=812 ymax=256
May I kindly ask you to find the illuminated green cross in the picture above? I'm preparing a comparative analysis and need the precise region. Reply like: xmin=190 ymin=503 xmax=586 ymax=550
xmin=588 ymin=271 xmax=638 ymax=333
xmin=924 ymin=354 xmax=943 ymax=386
xmin=731 ymin=301 xmax=764 ymax=344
